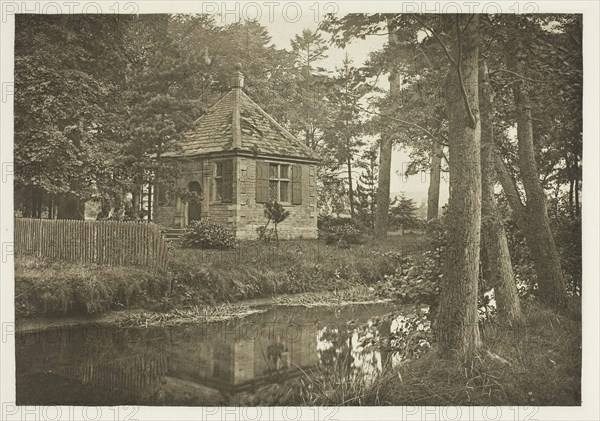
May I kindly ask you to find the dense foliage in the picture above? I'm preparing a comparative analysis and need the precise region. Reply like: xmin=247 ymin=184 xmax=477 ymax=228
xmin=181 ymin=219 xmax=236 ymax=250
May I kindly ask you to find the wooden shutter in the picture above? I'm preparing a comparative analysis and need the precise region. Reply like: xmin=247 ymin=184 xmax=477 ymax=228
xmin=222 ymin=159 xmax=234 ymax=203
xmin=291 ymin=164 xmax=303 ymax=205
xmin=256 ymin=160 xmax=269 ymax=203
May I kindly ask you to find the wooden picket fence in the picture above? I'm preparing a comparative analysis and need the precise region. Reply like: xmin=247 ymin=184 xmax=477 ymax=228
xmin=15 ymin=218 xmax=169 ymax=271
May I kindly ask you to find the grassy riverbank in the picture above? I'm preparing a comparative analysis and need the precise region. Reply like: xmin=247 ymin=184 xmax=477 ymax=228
xmin=15 ymin=234 xmax=427 ymax=319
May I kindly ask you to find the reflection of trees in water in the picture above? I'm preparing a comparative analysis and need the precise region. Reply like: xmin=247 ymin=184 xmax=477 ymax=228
xmin=315 ymin=311 xmax=433 ymax=385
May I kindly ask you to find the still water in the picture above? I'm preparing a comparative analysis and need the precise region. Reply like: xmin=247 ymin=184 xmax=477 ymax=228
xmin=16 ymin=302 xmax=420 ymax=406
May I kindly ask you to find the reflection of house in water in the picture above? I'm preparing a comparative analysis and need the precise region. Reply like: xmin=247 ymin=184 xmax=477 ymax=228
xmin=16 ymin=319 xmax=319 ymax=405
xmin=165 ymin=321 xmax=318 ymax=398
xmin=16 ymin=305 xmax=400 ymax=405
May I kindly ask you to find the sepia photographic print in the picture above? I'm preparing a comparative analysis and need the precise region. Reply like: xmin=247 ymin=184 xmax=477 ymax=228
xmin=1 ymin=1 xmax=598 ymax=420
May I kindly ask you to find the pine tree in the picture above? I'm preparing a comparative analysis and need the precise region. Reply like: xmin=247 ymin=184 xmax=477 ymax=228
xmin=354 ymin=146 xmax=379 ymax=230
xmin=323 ymin=55 xmax=368 ymax=219
xmin=289 ymin=29 xmax=331 ymax=150
xmin=389 ymin=193 xmax=418 ymax=235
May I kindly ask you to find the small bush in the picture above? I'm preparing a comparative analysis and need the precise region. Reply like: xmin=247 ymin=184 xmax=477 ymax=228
xmin=181 ymin=219 xmax=236 ymax=250
xmin=321 ymin=223 xmax=365 ymax=246
xmin=376 ymin=254 xmax=441 ymax=309
xmin=318 ymin=216 xmax=367 ymax=231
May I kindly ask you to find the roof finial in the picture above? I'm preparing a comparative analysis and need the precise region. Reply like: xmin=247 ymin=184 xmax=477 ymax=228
xmin=232 ymin=63 xmax=244 ymax=89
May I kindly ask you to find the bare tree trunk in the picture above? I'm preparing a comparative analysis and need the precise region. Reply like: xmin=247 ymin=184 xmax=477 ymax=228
xmin=374 ymin=17 xmax=398 ymax=237
xmin=575 ymin=168 xmax=580 ymax=216
xmin=347 ymin=157 xmax=355 ymax=218
xmin=567 ymin=155 xmax=574 ymax=216
xmin=427 ymin=141 xmax=442 ymax=220
xmin=500 ymin=26 xmax=568 ymax=310
xmin=132 ymin=189 xmax=140 ymax=216
xmin=515 ymin=89 xmax=567 ymax=309
xmin=494 ymin=103 xmax=568 ymax=310
xmin=436 ymin=15 xmax=482 ymax=357
xmin=479 ymin=61 xmax=523 ymax=326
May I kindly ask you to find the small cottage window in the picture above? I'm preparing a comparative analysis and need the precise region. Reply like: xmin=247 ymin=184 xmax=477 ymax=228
xmin=256 ymin=161 xmax=301 ymax=205
xmin=212 ymin=160 xmax=234 ymax=203
xmin=269 ymin=163 xmax=290 ymax=202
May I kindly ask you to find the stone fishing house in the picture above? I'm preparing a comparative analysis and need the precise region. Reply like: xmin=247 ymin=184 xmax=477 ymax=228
xmin=153 ymin=65 xmax=320 ymax=240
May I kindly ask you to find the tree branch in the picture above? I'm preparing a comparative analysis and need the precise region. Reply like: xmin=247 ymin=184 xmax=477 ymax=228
xmin=489 ymin=68 xmax=545 ymax=84
xmin=358 ymin=103 xmax=449 ymax=147
xmin=413 ymin=16 xmax=457 ymax=67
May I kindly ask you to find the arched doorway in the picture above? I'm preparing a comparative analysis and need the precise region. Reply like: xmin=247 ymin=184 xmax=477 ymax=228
xmin=187 ymin=181 xmax=202 ymax=224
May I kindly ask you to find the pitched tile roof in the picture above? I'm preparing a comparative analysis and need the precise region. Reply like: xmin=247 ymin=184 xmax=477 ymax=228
xmin=162 ymin=86 xmax=320 ymax=162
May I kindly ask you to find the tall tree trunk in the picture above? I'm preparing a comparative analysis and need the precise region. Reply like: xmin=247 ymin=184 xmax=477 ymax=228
xmin=436 ymin=15 xmax=482 ymax=357
xmin=567 ymin=155 xmax=574 ymax=216
xmin=374 ymin=17 xmax=398 ymax=237
xmin=494 ymin=108 xmax=568 ymax=310
xmin=427 ymin=141 xmax=442 ymax=220
xmin=500 ymin=26 xmax=568 ymax=310
xmin=574 ymin=168 xmax=580 ymax=216
xmin=132 ymin=188 xmax=140 ymax=217
xmin=347 ymin=156 xmax=355 ymax=218
xmin=516 ymin=91 xmax=567 ymax=308
xmin=479 ymin=61 xmax=523 ymax=325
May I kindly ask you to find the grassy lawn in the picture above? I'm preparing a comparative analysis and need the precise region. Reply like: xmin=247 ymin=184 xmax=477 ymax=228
xmin=15 ymin=234 xmax=428 ymax=318
xmin=162 ymin=233 xmax=428 ymax=308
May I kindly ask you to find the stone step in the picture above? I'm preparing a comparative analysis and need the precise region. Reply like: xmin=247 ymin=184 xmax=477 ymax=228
xmin=161 ymin=228 xmax=187 ymax=241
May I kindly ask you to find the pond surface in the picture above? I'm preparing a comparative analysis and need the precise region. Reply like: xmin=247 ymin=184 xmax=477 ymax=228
xmin=16 ymin=302 xmax=424 ymax=406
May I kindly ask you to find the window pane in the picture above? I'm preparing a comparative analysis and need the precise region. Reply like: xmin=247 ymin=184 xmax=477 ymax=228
xmin=269 ymin=181 xmax=279 ymax=200
xmin=280 ymin=181 xmax=289 ymax=202
xmin=269 ymin=164 xmax=278 ymax=179
xmin=216 ymin=163 xmax=223 ymax=177
xmin=280 ymin=165 xmax=289 ymax=180
xmin=215 ymin=179 xmax=222 ymax=201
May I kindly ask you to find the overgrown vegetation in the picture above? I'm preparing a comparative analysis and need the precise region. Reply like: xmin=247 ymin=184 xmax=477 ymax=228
xmin=165 ymin=235 xmax=426 ymax=308
xmin=15 ymin=256 xmax=166 ymax=317
xmin=15 ymin=235 xmax=428 ymax=318
xmin=318 ymin=216 xmax=367 ymax=246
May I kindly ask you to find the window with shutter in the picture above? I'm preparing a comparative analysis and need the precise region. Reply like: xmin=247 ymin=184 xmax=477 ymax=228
xmin=222 ymin=159 xmax=234 ymax=202
xmin=292 ymin=164 xmax=302 ymax=205
xmin=256 ymin=160 xmax=269 ymax=203
xmin=213 ymin=159 xmax=234 ymax=203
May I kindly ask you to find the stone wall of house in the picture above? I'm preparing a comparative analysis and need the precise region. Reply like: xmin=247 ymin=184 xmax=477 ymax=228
xmin=155 ymin=159 xmax=205 ymax=228
xmin=155 ymin=156 xmax=317 ymax=240
xmin=235 ymin=157 xmax=318 ymax=240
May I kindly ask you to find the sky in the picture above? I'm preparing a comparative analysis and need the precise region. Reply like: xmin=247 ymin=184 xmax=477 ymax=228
xmin=229 ymin=9 xmax=450 ymax=206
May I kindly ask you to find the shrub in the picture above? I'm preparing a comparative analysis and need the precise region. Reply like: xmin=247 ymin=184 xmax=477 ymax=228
xmin=318 ymin=215 xmax=367 ymax=231
xmin=322 ymin=223 xmax=365 ymax=246
xmin=376 ymin=254 xmax=441 ymax=310
xmin=262 ymin=200 xmax=290 ymax=245
xmin=181 ymin=219 xmax=236 ymax=250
